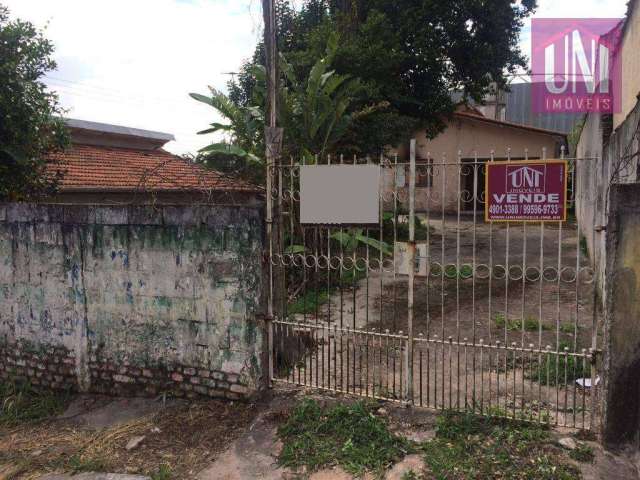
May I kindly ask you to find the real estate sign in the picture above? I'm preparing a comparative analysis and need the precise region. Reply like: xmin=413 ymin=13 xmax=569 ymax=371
xmin=485 ymin=160 xmax=567 ymax=222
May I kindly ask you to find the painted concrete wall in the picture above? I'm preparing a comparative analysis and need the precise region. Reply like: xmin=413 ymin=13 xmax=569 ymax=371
xmin=386 ymin=114 xmax=564 ymax=212
xmin=614 ymin=2 xmax=640 ymax=130
xmin=602 ymin=184 xmax=640 ymax=446
xmin=0 ymin=203 xmax=265 ymax=399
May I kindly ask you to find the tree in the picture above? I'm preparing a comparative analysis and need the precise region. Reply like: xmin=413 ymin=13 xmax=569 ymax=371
xmin=231 ymin=0 xmax=536 ymax=152
xmin=0 ymin=4 xmax=68 ymax=201
xmin=191 ymin=33 xmax=368 ymax=178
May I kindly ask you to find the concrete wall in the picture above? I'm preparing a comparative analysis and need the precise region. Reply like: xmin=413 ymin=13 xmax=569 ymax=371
xmin=614 ymin=2 xmax=640 ymax=131
xmin=0 ymin=203 xmax=265 ymax=400
xmin=575 ymin=100 xmax=640 ymax=305
xmin=386 ymin=114 xmax=565 ymax=212
xmin=602 ymin=184 xmax=640 ymax=447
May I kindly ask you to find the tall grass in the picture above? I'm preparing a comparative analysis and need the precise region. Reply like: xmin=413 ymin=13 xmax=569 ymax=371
xmin=0 ymin=378 xmax=71 ymax=426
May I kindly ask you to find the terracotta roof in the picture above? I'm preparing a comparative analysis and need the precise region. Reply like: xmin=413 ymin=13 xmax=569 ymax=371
xmin=47 ymin=144 xmax=261 ymax=193
xmin=454 ymin=111 xmax=568 ymax=138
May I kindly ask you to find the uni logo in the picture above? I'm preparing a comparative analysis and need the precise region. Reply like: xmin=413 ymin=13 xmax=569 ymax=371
xmin=531 ymin=19 xmax=623 ymax=113
xmin=507 ymin=166 xmax=544 ymax=189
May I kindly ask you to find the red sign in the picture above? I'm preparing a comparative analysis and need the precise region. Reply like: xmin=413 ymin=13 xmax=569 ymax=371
xmin=485 ymin=161 xmax=567 ymax=222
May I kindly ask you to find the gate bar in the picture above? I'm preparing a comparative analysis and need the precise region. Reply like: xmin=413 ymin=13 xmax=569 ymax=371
xmin=406 ymin=139 xmax=416 ymax=403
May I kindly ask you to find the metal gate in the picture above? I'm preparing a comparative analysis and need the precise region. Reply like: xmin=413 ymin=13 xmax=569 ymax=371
xmin=266 ymin=142 xmax=601 ymax=430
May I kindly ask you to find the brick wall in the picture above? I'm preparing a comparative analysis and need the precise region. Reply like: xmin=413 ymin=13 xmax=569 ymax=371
xmin=0 ymin=203 xmax=265 ymax=400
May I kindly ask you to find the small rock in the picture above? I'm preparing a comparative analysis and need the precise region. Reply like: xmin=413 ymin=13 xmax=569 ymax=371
xmin=125 ymin=435 xmax=146 ymax=451
xmin=30 ymin=449 xmax=43 ymax=457
xmin=559 ymin=437 xmax=577 ymax=450
xmin=377 ymin=407 xmax=388 ymax=416
xmin=151 ymin=427 xmax=161 ymax=433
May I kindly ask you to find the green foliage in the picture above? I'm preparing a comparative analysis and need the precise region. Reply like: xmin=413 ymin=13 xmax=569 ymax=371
xmin=0 ymin=4 xmax=69 ymax=201
xmin=382 ymin=212 xmax=431 ymax=243
xmin=288 ymin=288 xmax=330 ymax=315
xmin=568 ymin=443 xmax=594 ymax=463
xmin=192 ymin=33 xmax=364 ymax=181
xmin=330 ymin=228 xmax=391 ymax=255
xmin=189 ymin=88 xmax=265 ymax=183
xmin=421 ymin=411 xmax=579 ymax=479
xmin=530 ymin=341 xmax=589 ymax=387
xmin=0 ymin=378 xmax=70 ymax=426
xmin=151 ymin=464 xmax=173 ymax=480
xmin=231 ymin=0 xmax=536 ymax=154
xmin=277 ymin=399 xmax=412 ymax=476
xmin=67 ymin=455 xmax=109 ymax=474
xmin=494 ymin=314 xmax=549 ymax=332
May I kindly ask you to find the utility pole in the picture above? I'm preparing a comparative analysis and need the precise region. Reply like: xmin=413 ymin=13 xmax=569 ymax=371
xmin=263 ymin=0 xmax=282 ymax=387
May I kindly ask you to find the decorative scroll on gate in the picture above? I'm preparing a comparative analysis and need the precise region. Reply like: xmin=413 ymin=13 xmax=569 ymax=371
xmin=266 ymin=142 xmax=601 ymax=430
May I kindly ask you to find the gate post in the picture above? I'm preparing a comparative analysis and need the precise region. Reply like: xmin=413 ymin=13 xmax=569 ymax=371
xmin=405 ymin=139 xmax=416 ymax=404
xmin=602 ymin=183 xmax=640 ymax=446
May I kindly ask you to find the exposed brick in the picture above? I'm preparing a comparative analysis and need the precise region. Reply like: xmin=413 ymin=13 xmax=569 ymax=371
xmin=170 ymin=372 xmax=184 ymax=382
xmin=230 ymin=384 xmax=249 ymax=395
xmin=190 ymin=376 xmax=200 ymax=385
xmin=198 ymin=370 xmax=211 ymax=379
xmin=113 ymin=374 xmax=134 ymax=383
xmin=193 ymin=385 xmax=208 ymax=395
xmin=142 ymin=369 xmax=153 ymax=378
xmin=183 ymin=367 xmax=196 ymax=376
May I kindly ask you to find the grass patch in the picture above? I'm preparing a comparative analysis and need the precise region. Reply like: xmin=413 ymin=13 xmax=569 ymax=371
xmin=529 ymin=341 xmax=589 ymax=386
xmin=421 ymin=411 xmax=579 ymax=479
xmin=68 ymin=454 xmax=110 ymax=473
xmin=560 ymin=323 xmax=577 ymax=334
xmin=277 ymin=399 xmax=412 ymax=477
xmin=151 ymin=464 xmax=173 ymax=480
xmin=569 ymin=443 xmax=594 ymax=463
xmin=287 ymin=268 xmax=367 ymax=316
xmin=0 ymin=378 xmax=71 ymax=426
xmin=287 ymin=289 xmax=330 ymax=315
xmin=494 ymin=314 xmax=549 ymax=332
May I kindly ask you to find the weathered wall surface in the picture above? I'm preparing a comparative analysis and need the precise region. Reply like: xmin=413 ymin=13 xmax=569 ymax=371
xmin=386 ymin=114 xmax=564 ymax=213
xmin=576 ymin=100 xmax=640 ymax=306
xmin=0 ymin=203 xmax=264 ymax=400
xmin=602 ymin=184 xmax=640 ymax=447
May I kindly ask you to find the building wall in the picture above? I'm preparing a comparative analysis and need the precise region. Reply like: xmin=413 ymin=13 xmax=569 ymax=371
xmin=576 ymin=100 xmax=640 ymax=305
xmin=614 ymin=2 xmax=640 ymax=130
xmin=386 ymin=115 xmax=564 ymax=212
xmin=0 ymin=203 xmax=265 ymax=400
xmin=602 ymin=183 xmax=640 ymax=446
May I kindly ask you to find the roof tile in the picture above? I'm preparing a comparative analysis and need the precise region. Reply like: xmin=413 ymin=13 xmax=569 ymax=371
xmin=47 ymin=144 xmax=260 ymax=193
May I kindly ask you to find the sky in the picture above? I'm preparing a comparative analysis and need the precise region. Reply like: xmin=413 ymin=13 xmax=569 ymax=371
xmin=3 ymin=0 xmax=631 ymax=155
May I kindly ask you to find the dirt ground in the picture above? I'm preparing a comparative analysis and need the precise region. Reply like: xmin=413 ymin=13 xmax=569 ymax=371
xmin=0 ymin=395 xmax=259 ymax=479
xmin=276 ymin=216 xmax=602 ymax=430
xmin=1 ymin=387 xmax=639 ymax=479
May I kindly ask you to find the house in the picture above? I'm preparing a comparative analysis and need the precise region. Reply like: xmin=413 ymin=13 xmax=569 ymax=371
xmin=47 ymin=119 xmax=261 ymax=205
xmin=387 ymin=106 xmax=568 ymax=213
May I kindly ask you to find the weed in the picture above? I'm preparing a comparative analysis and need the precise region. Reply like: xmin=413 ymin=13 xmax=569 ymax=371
xmin=277 ymin=399 xmax=412 ymax=477
xmin=287 ymin=269 xmax=366 ymax=316
xmin=529 ymin=341 xmax=589 ymax=386
xmin=579 ymin=235 xmax=589 ymax=259
xmin=421 ymin=411 xmax=579 ymax=479
xmin=569 ymin=443 xmax=595 ymax=463
xmin=151 ymin=464 xmax=173 ymax=480
xmin=560 ymin=323 xmax=577 ymax=334
xmin=287 ymin=289 xmax=330 ymax=315
xmin=68 ymin=454 xmax=109 ymax=473
xmin=494 ymin=314 xmax=549 ymax=332
xmin=401 ymin=470 xmax=419 ymax=480
xmin=0 ymin=378 xmax=71 ymax=426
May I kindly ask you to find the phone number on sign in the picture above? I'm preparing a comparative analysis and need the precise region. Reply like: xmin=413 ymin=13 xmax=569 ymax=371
xmin=488 ymin=204 xmax=560 ymax=215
